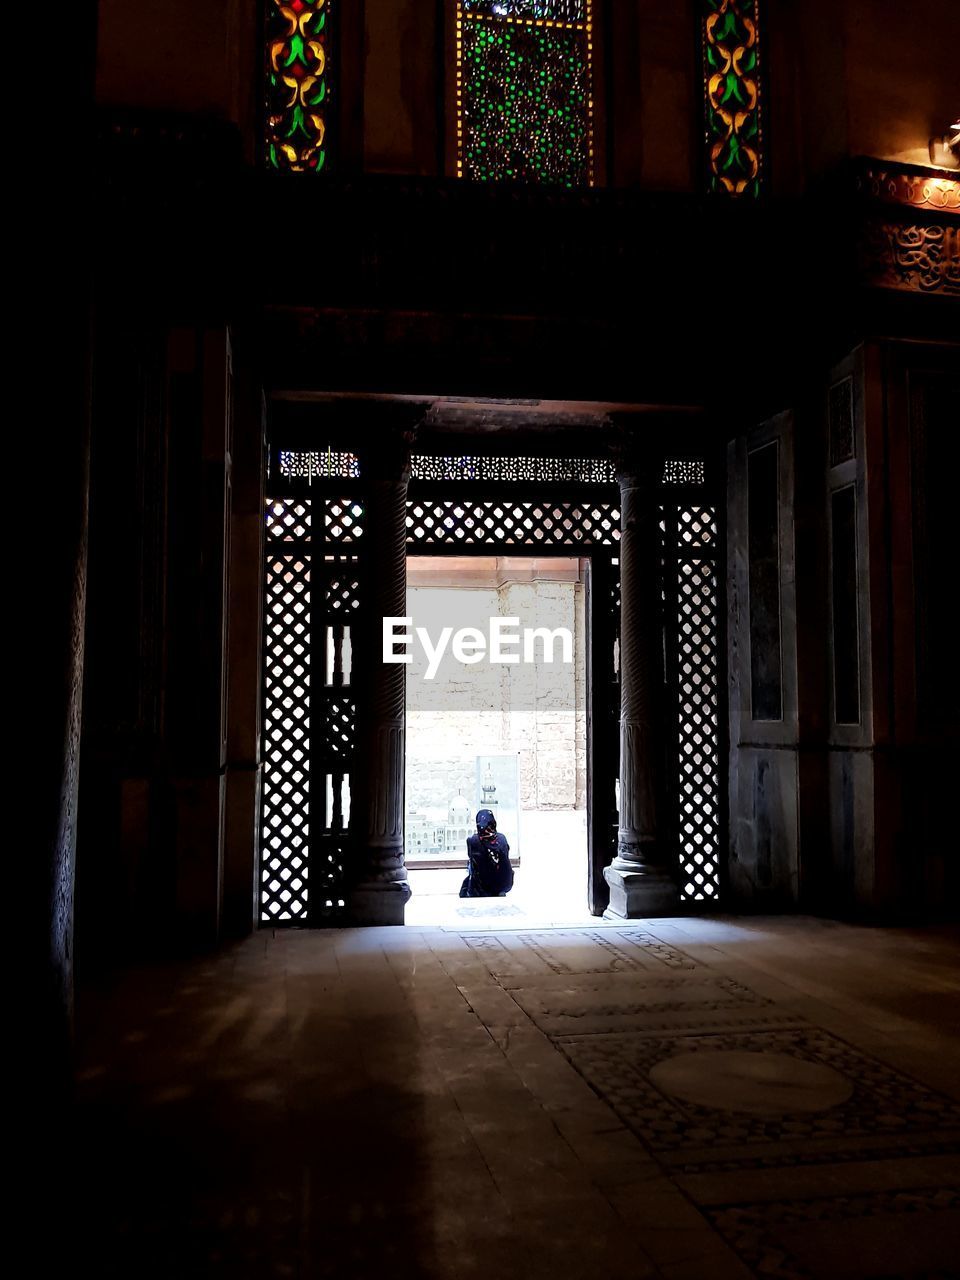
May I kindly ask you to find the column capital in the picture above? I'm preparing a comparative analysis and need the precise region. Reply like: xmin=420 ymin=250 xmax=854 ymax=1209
xmin=607 ymin=422 xmax=661 ymax=492
xmin=356 ymin=403 xmax=427 ymax=484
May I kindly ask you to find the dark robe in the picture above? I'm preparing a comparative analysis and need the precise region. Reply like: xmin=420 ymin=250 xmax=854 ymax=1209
xmin=459 ymin=824 xmax=514 ymax=898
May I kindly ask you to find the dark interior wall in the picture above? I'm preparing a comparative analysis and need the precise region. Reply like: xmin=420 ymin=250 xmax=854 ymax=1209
xmin=97 ymin=0 xmax=236 ymax=115
xmin=95 ymin=0 xmax=258 ymax=158
xmin=727 ymin=413 xmax=802 ymax=910
xmin=79 ymin=321 xmax=236 ymax=959
xmin=728 ymin=341 xmax=960 ymax=921
xmin=875 ymin=342 xmax=960 ymax=916
xmin=364 ymin=0 xmax=441 ymax=174
xmin=784 ymin=0 xmax=959 ymax=186
xmin=26 ymin=0 xmax=99 ymax=1119
xmin=840 ymin=0 xmax=957 ymax=168
xmin=615 ymin=0 xmax=697 ymax=190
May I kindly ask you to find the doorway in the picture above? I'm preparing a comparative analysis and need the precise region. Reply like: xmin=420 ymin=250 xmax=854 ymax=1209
xmin=257 ymin=443 xmax=720 ymax=927
xmin=403 ymin=555 xmax=591 ymax=926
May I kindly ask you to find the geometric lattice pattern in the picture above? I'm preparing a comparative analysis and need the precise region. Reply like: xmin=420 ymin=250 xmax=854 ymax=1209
xmin=663 ymin=458 xmax=707 ymax=486
xmin=266 ymin=497 xmax=311 ymax=541
xmin=278 ymin=450 xmax=360 ymax=480
xmin=311 ymin=554 xmax=361 ymax=919
xmin=679 ymin=505 xmax=717 ymax=547
xmin=324 ymin=559 xmax=362 ymax=613
xmin=412 ymin=455 xmax=615 ymax=484
xmin=261 ymin=481 xmax=366 ymax=921
xmin=260 ymin=550 xmax=312 ymax=922
xmin=324 ymin=498 xmax=364 ymax=542
xmin=674 ymin=508 xmax=721 ymax=901
xmin=261 ymin=492 xmax=363 ymax=923
xmin=274 ymin=452 xmax=617 ymax=484
xmin=406 ymin=499 xmax=620 ymax=546
xmin=456 ymin=2 xmax=593 ymax=187
xmin=261 ymin=455 xmax=722 ymax=922
xmin=320 ymin=695 xmax=356 ymax=762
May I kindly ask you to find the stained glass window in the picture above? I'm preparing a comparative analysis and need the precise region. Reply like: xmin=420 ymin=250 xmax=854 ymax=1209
xmin=701 ymin=0 xmax=764 ymax=196
xmin=265 ymin=0 xmax=334 ymax=172
xmin=456 ymin=1 xmax=594 ymax=187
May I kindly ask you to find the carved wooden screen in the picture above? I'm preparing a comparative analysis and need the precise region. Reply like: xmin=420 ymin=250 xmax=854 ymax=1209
xmin=261 ymin=494 xmax=364 ymax=924
xmin=262 ymin=499 xmax=312 ymax=922
xmin=661 ymin=459 xmax=722 ymax=902
xmin=405 ymin=498 xmax=620 ymax=546
xmin=262 ymin=447 xmax=722 ymax=922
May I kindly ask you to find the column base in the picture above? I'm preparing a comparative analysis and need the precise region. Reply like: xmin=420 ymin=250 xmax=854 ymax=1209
xmin=343 ymin=879 xmax=411 ymax=926
xmin=603 ymin=859 xmax=678 ymax=919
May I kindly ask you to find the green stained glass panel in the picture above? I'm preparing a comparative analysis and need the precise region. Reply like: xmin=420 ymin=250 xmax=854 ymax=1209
xmin=460 ymin=20 xmax=590 ymax=186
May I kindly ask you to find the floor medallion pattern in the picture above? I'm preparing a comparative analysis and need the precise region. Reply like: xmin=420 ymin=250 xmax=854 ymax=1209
xmin=458 ymin=924 xmax=960 ymax=1276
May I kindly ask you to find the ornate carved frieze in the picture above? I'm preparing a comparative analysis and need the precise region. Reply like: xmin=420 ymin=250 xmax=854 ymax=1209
xmin=854 ymin=163 xmax=960 ymax=212
xmin=859 ymin=219 xmax=960 ymax=295
xmin=851 ymin=160 xmax=960 ymax=295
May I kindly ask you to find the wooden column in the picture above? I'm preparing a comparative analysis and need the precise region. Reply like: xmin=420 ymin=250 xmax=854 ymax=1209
xmin=223 ymin=328 xmax=266 ymax=938
xmin=346 ymin=431 xmax=415 ymax=924
xmin=604 ymin=446 xmax=678 ymax=917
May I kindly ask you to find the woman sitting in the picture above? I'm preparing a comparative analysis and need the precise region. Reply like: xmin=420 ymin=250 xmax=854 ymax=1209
xmin=459 ymin=809 xmax=514 ymax=898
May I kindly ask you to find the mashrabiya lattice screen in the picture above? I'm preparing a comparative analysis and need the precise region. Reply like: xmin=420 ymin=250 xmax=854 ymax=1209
xmin=279 ymin=450 xmax=360 ymax=480
xmin=274 ymin=452 xmax=707 ymax=487
xmin=261 ymin=499 xmax=313 ymax=921
xmin=406 ymin=499 xmax=620 ymax=545
xmin=666 ymin=503 xmax=721 ymax=901
xmin=261 ymin=476 xmax=720 ymax=918
xmin=261 ymin=498 xmax=365 ymax=924
xmin=412 ymin=454 xmax=615 ymax=483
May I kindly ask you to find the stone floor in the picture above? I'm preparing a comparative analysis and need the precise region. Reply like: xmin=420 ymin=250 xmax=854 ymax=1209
xmin=73 ymin=917 xmax=960 ymax=1279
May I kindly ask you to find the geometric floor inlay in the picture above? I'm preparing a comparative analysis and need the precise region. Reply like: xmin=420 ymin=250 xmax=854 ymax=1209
xmin=462 ymin=928 xmax=698 ymax=975
xmin=554 ymin=1027 xmax=960 ymax=1168
xmin=504 ymin=973 xmax=784 ymax=1036
xmin=708 ymin=1186 xmax=960 ymax=1280
xmin=649 ymin=1049 xmax=855 ymax=1114
xmin=453 ymin=923 xmax=960 ymax=1276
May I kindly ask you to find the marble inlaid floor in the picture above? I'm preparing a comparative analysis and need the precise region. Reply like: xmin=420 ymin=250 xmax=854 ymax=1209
xmin=73 ymin=917 xmax=960 ymax=1279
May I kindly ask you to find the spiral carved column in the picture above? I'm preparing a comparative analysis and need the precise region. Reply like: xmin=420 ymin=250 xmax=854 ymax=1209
xmin=347 ymin=439 xmax=413 ymax=925
xmin=604 ymin=452 xmax=678 ymax=918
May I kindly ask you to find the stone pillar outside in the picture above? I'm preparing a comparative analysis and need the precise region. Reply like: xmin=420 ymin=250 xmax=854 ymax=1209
xmin=604 ymin=447 xmax=678 ymax=918
xmin=346 ymin=432 xmax=415 ymax=924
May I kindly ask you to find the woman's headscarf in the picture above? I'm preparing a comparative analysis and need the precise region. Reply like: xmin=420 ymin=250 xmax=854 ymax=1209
xmin=476 ymin=809 xmax=497 ymax=841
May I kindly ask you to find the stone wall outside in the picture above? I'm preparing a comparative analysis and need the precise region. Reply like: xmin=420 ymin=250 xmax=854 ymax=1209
xmin=405 ymin=579 xmax=585 ymax=815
